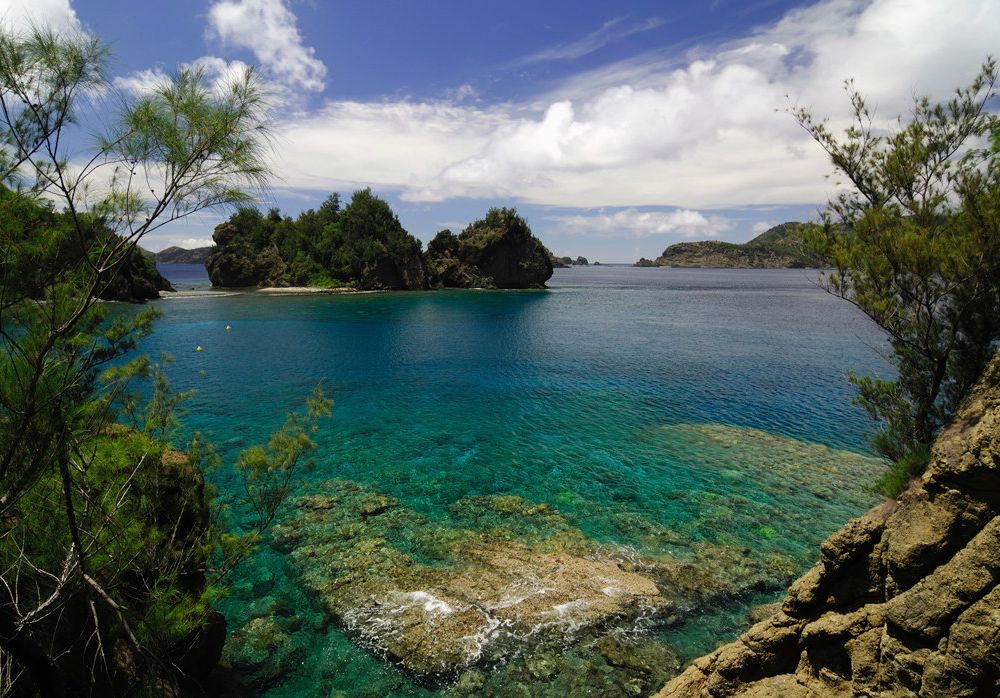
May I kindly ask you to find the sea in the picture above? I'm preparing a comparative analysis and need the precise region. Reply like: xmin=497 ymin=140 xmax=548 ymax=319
xmin=143 ymin=263 xmax=890 ymax=696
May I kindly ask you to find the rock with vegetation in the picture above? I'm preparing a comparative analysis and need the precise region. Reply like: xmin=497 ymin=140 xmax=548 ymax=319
xmin=655 ymin=350 xmax=1000 ymax=698
xmin=1 ymin=186 xmax=173 ymax=301
xmin=425 ymin=208 xmax=554 ymax=289
xmin=207 ymin=197 xmax=554 ymax=291
xmin=638 ymin=223 xmax=825 ymax=268
xmin=206 ymin=189 xmax=427 ymax=289
xmin=154 ymin=245 xmax=215 ymax=264
xmin=98 ymin=245 xmax=175 ymax=300
xmin=549 ymin=253 xmax=573 ymax=268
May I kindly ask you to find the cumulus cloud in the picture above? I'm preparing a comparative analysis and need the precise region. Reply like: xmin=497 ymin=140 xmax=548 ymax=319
xmin=0 ymin=0 xmax=79 ymax=33
xmin=270 ymin=0 xmax=997 ymax=213
xmin=114 ymin=57 xmax=282 ymax=108
xmin=549 ymin=208 xmax=733 ymax=238
xmin=112 ymin=67 xmax=169 ymax=95
xmin=206 ymin=0 xmax=326 ymax=92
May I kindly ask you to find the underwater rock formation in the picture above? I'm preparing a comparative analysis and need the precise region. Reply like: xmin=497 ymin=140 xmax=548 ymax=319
xmin=656 ymin=351 xmax=1000 ymax=697
xmin=263 ymin=482 xmax=803 ymax=691
xmin=270 ymin=485 xmax=671 ymax=678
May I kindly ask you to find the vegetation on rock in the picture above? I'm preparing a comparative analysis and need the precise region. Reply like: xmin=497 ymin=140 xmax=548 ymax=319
xmin=0 ymin=24 xmax=328 ymax=694
xmin=657 ymin=350 xmax=1000 ymax=698
xmin=154 ymin=245 xmax=216 ymax=265
xmin=425 ymin=208 xmax=554 ymax=289
xmin=796 ymin=60 xmax=1000 ymax=495
xmin=207 ymin=199 xmax=554 ymax=290
xmin=637 ymin=222 xmax=825 ymax=268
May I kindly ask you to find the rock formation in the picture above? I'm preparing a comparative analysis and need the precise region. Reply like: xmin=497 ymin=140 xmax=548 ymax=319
xmin=97 ymin=245 xmax=174 ymax=301
xmin=243 ymin=481 xmax=804 ymax=694
xmin=638 ymin=223 xmax=826 ymax=269
xmin=425 ymin=208 xmax=553 ymax=289
xmin=656 ymin=351 xmax=1000 ymax=697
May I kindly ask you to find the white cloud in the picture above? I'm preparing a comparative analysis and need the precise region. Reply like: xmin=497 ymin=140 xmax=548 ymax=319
xmin=260 ymin=0 xmax=1000 ymax=215
xmin=516 ymin=16 xmax=665 ymax=66
xmin=0 ymin=0 xmax=79 ymax=33
xmin=207 ymin=0 xmax=326 ymax=92
xmin=549 ymin=208 xmax=733 ymax=238
xmin=113 ymin=67 xmax=169 ymax=95
xmin=751 ymin=221 xmax=774 ymax=234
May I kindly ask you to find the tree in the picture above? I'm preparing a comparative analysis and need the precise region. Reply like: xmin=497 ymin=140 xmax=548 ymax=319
xmin=794 ymin=60 xmax=1000 ymax=495
xmin=0 ymin=24 xmax=327 ymax=693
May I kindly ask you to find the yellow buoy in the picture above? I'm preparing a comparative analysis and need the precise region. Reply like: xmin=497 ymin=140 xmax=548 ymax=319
xmin=196 ymin=346 xmax=203 ymax=352
xmin=225 ymin=325 xmax=231 ymax=331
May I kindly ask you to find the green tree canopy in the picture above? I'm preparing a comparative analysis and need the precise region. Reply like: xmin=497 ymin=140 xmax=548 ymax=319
xmin=796 ymin=59 xmax=1000 ymax=495
xmin=0 ymin=24 xmax=329 ymax=694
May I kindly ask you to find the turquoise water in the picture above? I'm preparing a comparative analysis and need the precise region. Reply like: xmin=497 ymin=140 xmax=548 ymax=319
xmin=142 ymin=265 xmax=889 ymax=695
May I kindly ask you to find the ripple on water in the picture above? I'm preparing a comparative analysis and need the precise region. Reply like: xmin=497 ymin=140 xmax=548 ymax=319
xmin=138 ymin=267 xmax=892 ymax=695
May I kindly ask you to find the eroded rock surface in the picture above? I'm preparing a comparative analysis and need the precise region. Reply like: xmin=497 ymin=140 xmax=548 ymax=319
xmin=656 ymin=352 xmax=1000 ymax=697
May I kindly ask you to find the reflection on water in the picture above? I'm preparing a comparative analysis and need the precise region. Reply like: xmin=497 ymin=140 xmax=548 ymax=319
xmin=137 ymin=266 xmax=889 ymax=696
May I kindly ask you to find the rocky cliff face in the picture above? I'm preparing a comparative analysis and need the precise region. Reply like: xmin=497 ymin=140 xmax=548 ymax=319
xmin=656 ymin=352 xmax=1000 ymax=697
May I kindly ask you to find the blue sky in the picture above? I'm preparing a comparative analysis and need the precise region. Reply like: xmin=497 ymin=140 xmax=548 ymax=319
xmin=3 ymin=0 xmax=999 ymax=260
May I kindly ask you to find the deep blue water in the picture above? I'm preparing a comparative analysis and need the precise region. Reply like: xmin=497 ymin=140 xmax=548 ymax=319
xmin=157 ymin=262 xmax=213 ymax=289
xmin=142 ymin=265 xmax=890 ymax=695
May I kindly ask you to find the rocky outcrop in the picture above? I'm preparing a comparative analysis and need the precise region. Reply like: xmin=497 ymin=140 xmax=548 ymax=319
xmin=205 ymin=222 xmax=261 ymax=287
xmin=97 ymin=245 xmax=174 ymax=301
xmin=656 ymin=351 xmax=1000 ymax=697
xmin=638 ymin=223 xmax=826 ymax=269
xmin=425 ymin=208 xmax=553 ymax=289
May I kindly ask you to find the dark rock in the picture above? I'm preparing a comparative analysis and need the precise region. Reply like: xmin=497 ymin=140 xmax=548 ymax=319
xmin=426 ymin=209 xmax=553 ymax=289
xmin=97 ymin=245 xmax=174 ymax=301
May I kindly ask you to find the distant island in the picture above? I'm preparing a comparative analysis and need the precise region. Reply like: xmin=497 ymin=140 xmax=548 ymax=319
xmin=636 ymin=222 xmax=826 ymax=268
xmin=154 ymin=245 xmax=215 ymax=264
xmin=549 ymin=255 xmax=592 ymax=268
xmin=206 ymin=190 xmax=553 ymax=290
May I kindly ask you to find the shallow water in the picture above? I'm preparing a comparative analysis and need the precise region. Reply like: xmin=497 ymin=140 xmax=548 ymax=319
xmin=142 ymin=265 xmax=890 ymax=695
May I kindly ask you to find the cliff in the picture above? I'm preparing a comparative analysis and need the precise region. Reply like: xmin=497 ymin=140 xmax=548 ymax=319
xmin=639 ymin=223 xmax=826 ymax=269
xmin=656 ymin=351 xmax=1000 ymax=697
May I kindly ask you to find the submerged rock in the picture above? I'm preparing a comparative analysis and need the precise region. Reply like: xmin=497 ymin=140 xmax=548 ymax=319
xmin=272 ymin=484 xmax=673 ymax=679
xmin=656 ymin=352 xmax=1000 ymax=697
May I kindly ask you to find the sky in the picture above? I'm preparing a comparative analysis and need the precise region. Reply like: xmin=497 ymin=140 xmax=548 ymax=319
xmin=2 ymin=0 xmax=998 ymax=261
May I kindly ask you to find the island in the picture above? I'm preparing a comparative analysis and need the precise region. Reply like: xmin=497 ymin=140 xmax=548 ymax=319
xmin=154 ymin=245 xmax=216 ymax=264
xmin=636 ymin=222 xmax=826 ymax=268
xmin=205 ymin=190 xmax=553 ymax=290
